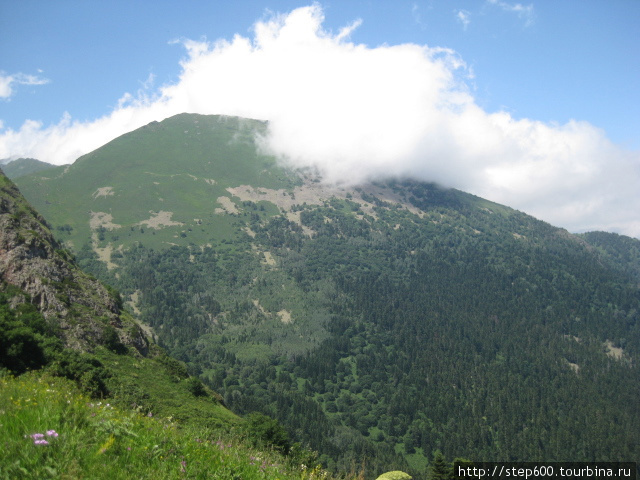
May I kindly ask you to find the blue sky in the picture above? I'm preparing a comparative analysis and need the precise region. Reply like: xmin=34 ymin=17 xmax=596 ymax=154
xmin=1 ymin=1 xmax=639 ymax=237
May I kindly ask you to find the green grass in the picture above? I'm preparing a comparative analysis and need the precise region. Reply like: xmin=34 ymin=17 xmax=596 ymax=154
xmin=95 ymin=348 xmax=240 ymax=429
xmin=0 ymin=372 xmax=331 ymax=479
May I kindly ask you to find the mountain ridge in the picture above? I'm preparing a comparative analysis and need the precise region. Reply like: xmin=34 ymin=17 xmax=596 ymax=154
xmin=0 ymin=157 xmax=57 ymax=179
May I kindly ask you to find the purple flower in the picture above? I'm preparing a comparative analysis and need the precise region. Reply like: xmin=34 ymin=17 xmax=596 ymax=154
xmin=30 ymin=433 xmax=44 ymax=439
xmin=46 ymin=430 xmax=58 ymax=437
xmin=34 ymin=439 xmax=49 ymax=445
xmin=147 ymin=412 xmax=153 ymax=417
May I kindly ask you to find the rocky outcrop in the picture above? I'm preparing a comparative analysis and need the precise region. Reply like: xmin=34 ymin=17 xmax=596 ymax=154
xmin=0 ymin=171 xmax=148 ymax=354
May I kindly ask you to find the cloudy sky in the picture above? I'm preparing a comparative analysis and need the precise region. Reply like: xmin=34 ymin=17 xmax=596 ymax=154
xmin=1 ymin=1 xmax=639 ymax=237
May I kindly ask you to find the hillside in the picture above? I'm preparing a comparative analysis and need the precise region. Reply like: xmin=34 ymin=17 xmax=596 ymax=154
xmin=14 ymin=114 xmax=299 ymax=252
xmin=579 ymin=231 xmax=640 ymax=282
xmin=0 ymin=157 xmax=57 ymax=179
xmin=14 ymin=113 xmax=640 ymax=477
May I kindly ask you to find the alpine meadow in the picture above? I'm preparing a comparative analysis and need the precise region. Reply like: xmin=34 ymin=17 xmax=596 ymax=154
xmin=2 ymin=113 xmax=638 ymax=478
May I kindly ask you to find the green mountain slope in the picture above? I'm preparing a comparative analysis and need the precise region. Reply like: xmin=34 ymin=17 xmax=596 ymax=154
xmin=14 ymin=113 xmax=640 ymax=477
xmin=580 ymin=231 xmax=640 ymax=282
xmin=0 ymin=157 xmax=57 ymax=179
xmin=15 ymin=113 xmax=299 ymax=251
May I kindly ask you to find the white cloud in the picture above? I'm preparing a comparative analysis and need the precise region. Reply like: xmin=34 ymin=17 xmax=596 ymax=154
xmin=0 ymin=71 xmax=49 ymax=99
xmin=486 ymin=0 xmax=535 ymax=27
xmin=411 ymin=3 xmax=428 ymax=30
xmin=455 ymin=10 xmax=471 ymax=30
xmin=0 ymin=5 xmax=639 ymax=238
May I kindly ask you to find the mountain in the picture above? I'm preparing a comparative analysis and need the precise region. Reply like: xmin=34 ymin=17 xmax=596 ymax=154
xmin=14 ymin=113 xmax=640 ymax=476
xmin=13 ymin=114 xmax=298 ymax=252
xmin=0 ymin=157 xmax=57 ymax=179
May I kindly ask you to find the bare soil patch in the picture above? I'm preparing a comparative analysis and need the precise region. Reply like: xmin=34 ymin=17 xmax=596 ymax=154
xmin=92 ymin=186 xmax=115 ymax=198
xmin=263 ymin=251 xmax=276 ymax=266
xmin=604 ymin=340 xmax=624 ymax=360
xmin=137 ymin=211 xmax=183 ymax=229
xmin=277 ymin=309 xmax=293 ymax=324
xmin=215 ymin=196 xmax=239 ymax=215
xmin=89 ymin=212 xmax=121 ymax=230
xmin=227 ymin=178 xmax=424 ymax=220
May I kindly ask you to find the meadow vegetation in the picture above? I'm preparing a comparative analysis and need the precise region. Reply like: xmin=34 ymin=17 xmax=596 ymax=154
xmin=0 ymin=372 xmax=331 ymax=479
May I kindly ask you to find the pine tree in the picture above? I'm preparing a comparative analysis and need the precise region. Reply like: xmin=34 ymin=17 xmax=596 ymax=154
xmin=429 ymin=450 xmax=451 ymax=480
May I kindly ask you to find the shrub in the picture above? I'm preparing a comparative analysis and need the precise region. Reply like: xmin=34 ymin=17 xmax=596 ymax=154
xmin=245 ymin=412 xmax=291 ymax=455
xmin=185 ymin=377 xmax=207 ymax=397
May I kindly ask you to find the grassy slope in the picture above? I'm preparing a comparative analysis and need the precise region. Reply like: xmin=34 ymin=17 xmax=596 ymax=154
xmin=0 ymin=372 xmax=326 ymax=480
xmin=0 ymin=158 xmax=57 ymax=179
xmin=15 ymin=114 xmax=299 ymax=251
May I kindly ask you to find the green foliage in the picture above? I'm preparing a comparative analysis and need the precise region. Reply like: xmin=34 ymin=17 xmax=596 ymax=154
xmin=154 ymin=352 xmax=189 ymax=380
xmin=102 ymin=325 xmax=127 ymax=354
xmin=244 ymin=412 xmax=291 ymax=455
xmin=0 ymin=298 xmax=53 ymax=374
xmin=429 ymin=451 xmax=452 ymax=480
xmin=46 ymin=349 xmax=110 ymax=398
xmin=185 ymin=377 xmax=207 ymax=397
xmin=580 ymin=231 xmax=640 ymax=281
xmin=0 ymin=290 xmax=112 ymax=398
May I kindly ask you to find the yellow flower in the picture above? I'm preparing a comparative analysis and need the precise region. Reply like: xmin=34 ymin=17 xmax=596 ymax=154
xmin=97 ymin=435 xmax=115 ymax=455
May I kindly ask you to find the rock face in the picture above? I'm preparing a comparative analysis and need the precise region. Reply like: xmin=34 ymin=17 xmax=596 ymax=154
xmin=0 ymin=171 xmax=148 ymax=354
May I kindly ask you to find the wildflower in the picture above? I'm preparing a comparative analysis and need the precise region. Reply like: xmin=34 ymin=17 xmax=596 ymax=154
xmin=46 ymin=430 xmax=59 ymax=437
xmin=30 ymin=433 xmax=45 ymax=440
xmin=147 ymin=412 xmax=153 ymax=417
xmin=181 ymin=460 xmax=187 ymax=473
xmin=34 ymin=439 xmax=49 ymax=445
xmin=98 ymin=435 xmax=115 ymax=454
